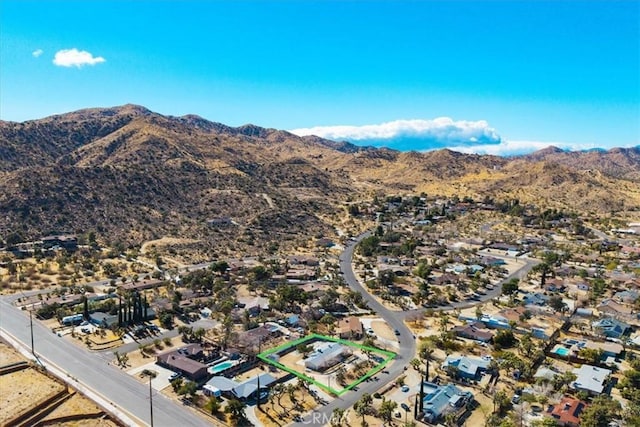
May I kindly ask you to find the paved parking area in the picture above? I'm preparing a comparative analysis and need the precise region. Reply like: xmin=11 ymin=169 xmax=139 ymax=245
xmin=128 ymin=361 xmax=175 ymax=390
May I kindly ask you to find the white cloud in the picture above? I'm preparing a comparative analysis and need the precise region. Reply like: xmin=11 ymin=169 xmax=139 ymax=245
xmin=448 ymin=140 xmax=601 ymax=156
xmin=53 ymin=48 xmax=105 ymax=68
xmin=32 ymin=49 xmax=43 ymax=58
xmin=290 ymin=118 xmax=502 ymax=148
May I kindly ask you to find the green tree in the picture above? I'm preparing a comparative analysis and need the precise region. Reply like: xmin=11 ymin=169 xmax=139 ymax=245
xmin=579 ymin=395 xmax=621 ymax=427
xmin=205 ymin=396 xmax=221 ymax=415
xmin=502 ymin=278 xmax=519 ymax=296
xmin=493 ymin=390 xmax=511 ymax=416
xmin=531 ymin=417 xmax=558 ymax=427
xmin=178 ymin=380 xmax=198 ymax=401
xmin=578 ymin=347 xmax=604 ymax=364
xmin=330 ymin=407 xmax=346 ymax=427
xmin=518 ymin=334 xmax=535 ymax=358
xmin=354 ymin=393 xmax=373 ymax=426
xmin=494 ymin=330 xmax=516 ymax=349
xmin=170 ymin=377 xmax=184 ymax=393
xmin=378 ymin=399 xmax=398 ymax=423
xmin=225 ymin=398 xmax=247 ymax=425
xmin=548 ymin=295 xmax=567 ymax=313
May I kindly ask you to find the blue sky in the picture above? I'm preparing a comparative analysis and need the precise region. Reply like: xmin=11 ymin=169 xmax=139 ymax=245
xmin=1 ymin=0 xmax=638 ymax=155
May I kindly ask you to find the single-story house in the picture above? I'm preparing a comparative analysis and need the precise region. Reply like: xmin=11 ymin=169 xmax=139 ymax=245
xmin=336 ymin=316 xmax=363 ymax=339
xmin=546 ymin=396 xmax=587 ymax=427
xmin=422 ymin=382 xmax=474 ymax=424
xmin=156 ymin=344 xmax=208 ymax=381
xmin=613 ymin=290 xmax=640 ymax=305
xmin=523 ymin=292 xmax=549 ymax=306
xmin=237 ymin=324 xmax=281 ymax=349
xmin=204 ymin=373 xmax=277 ymax=400
xmin=442 ymin=355 xmax=490 ymax=380
xmin=571 ymin=364 xmax=611 ymax=396
xmin=305 ymin=343 xmax=351 ymax=371
xmin=89 ymin=311 xmax=119 ymax=328
xmin=534 ymin=367 xmax=559 ymax=381
xmin=451 ymin=322 xmax=494 ymax=343
xmin=583 ymin=340 xmax=623 ymax=358
xmin=597 ymin=299 xmax=633 ymax=319
xmin=479 ymin=314 xmax=511 ymax=330
xmin=592 ymin=318 xmax=631 ymax=339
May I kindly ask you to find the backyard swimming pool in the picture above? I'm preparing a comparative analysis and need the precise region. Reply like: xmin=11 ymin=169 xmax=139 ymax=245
xmin=552 ymin=346 xmax=570 ymax=357
xmin=209 ymin=361 xmax=235 ymax=374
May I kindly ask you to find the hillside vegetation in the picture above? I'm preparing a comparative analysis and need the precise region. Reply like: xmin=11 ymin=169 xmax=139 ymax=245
xmin=1 ymin=105 xmax=638 ymax=253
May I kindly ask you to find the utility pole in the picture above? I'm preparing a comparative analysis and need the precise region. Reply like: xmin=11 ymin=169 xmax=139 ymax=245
xmin=29 ymin=309 xmax=35 ymax=355
xmin=149 ymin=375 xmax=154 ymax=427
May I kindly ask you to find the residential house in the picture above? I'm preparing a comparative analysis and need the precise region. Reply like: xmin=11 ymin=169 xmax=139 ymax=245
xmin=451 ymin=322 xmax=494 ymax=343
xmin=479 ymin=314 xmax=511 ymax=330
xmin=204 ymin=373 xmax=276 ymax=400
xmin=120 ymin=279 xmax=163 ymax=292
xmin=597 ymin=299 xmax=633 ymax=319
xmin=442 ymin=355 xmax=490 ymax=380
xmin=592 ymin=318 xmax=631 ymax=339
xmin=534 ymin=367 xmax=559 ymax=382
xmin=237 ymin=324 xmax=281 ymax=350
xmin=304 ymin=343 xmax=351 ymax=371
xmin=336 ymin=316 xmax=363 ymax=339
xmin=480 ymin=256 xmax=506 ymax=267
xmin=613 ymin=290 xmax=640 ymax=305
xmin=546 ymin=396 xmax=587 ymax=427
xmin=156 ymin=344 xmax=208 ymax=381
xmin=42 ymin=234 xmax=78 ymax=251
xmin=286 ymin=268 xmax=316 ymax=281
xmin=421 ymin=382 xmax=474 ymax=424
xmin=571 ymin=364 xmax=611 ymax=396
xmin=544 ymin=279 xmax=567 ymax=293
xmin=523 ymin=292 xmax=549 ymax=306
xmin=583 ymin=340 xmax=623 ymax=359
xmin=89 ymin=311 xmax=119 ymax=328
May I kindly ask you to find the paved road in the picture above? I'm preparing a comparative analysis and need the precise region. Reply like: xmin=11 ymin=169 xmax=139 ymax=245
xmin=294 ymin=231 xmax=417 ymax=426
xmin=0 ymin=297 xmax=211 ymax=426
xmin=396 ymin=251 xmax=539 ymax=318
xmin=293 ymin=231 xmax=539 ymax=426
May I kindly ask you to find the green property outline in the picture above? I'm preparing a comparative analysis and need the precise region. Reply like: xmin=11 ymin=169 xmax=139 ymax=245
xmin=257 ymin=333 xmax=396 ymax=396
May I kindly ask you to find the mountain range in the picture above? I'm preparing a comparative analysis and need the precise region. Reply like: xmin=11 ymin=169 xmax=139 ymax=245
xmin=1 ymin=105 xmax=638 ymax=254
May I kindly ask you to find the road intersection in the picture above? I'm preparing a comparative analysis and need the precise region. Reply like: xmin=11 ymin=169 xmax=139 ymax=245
xmin=1 ymin=230 xmax=537 ymax=426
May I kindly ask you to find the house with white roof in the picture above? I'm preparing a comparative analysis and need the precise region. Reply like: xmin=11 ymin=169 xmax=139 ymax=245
xmin=304 ymin=343 xmax=351 ymax=371
xmin=204 ymin=373 xmax=276 ymax=400
xmin=571 ymin=364 xmax=611 ymax=396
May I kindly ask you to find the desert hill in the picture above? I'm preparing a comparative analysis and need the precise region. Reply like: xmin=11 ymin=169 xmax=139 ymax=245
xmin=1 ymin=105 xmax=638 ymax=251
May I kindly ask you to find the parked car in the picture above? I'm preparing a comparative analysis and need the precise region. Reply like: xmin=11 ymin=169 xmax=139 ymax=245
xmin=394 ymin=329 xmax=401 ymax=336
xmin=511 ymin=394 xmax=521 ymax=404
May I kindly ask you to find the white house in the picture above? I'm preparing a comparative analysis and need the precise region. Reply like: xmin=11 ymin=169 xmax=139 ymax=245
xmin=304 ymin=343 xmax=351 ymax=371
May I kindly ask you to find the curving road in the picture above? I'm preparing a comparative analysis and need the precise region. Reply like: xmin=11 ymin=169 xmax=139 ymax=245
xmin=294 ymin=230 xmax=539 ymax=426
xmin=294 ymin=231 xmax=417 ymax=426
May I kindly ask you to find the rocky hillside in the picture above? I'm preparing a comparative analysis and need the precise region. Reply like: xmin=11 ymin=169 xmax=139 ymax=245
xmin=1 ymin=105 xmax=638 ymax=252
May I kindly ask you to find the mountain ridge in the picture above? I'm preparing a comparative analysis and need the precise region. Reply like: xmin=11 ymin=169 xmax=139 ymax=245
xmin=1 ymin=105 xmax=638 ymax=250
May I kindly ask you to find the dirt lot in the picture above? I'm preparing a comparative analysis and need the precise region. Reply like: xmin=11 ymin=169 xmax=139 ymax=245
xmin=0 ymin=341 xmax=122 ymax=426
xmin=255 ymin=380 xmax=319 ymax=427
xmin=0 ymin=368 xmax=66 ymax=424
